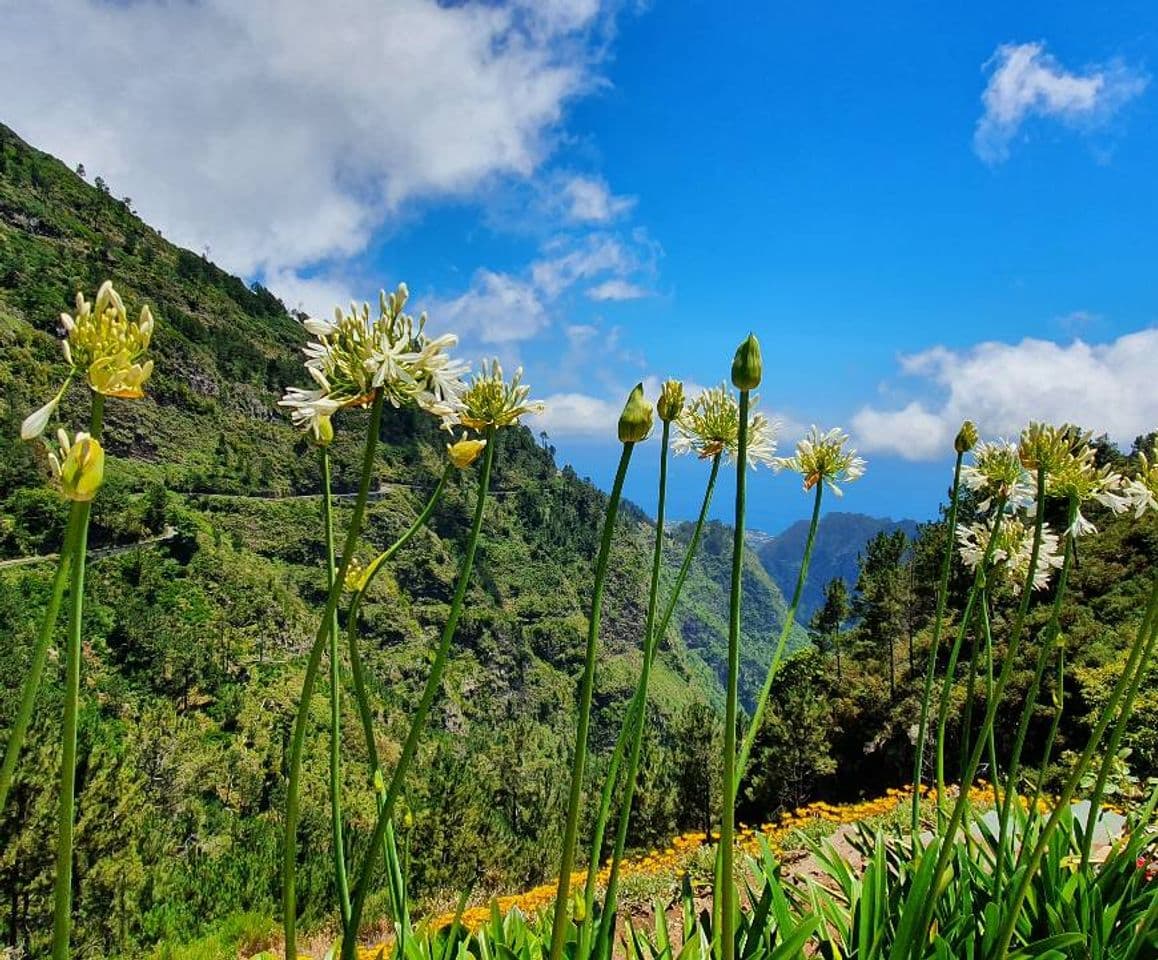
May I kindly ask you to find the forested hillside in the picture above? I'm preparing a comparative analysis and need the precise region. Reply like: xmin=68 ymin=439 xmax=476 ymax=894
xmin=0 ymin=123 xmax=799 ymax=954
xmin=748 ymin=513 xmax=919 ymax=621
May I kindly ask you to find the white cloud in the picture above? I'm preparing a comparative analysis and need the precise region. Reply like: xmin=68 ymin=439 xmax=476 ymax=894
xmin=431 ymin=230 xmax=652 ymax=347
xmin=562 ymin=175 xmax=635 ymax=222
xmin=536 ymin=376 xmax=814 ymax=443
xmin=537 ymin=392 xmax=623 ymax=437
xmin=531 ymin=233 xmax=639 ymax=297
xmin=435 ymin=269 xmax=548 ymax=343
xmin=852 ymin=329 xmax=1158 ymax=460
xmin=263 ymin=268 xmax=360 ymax=320
xmin=586 ymin=279 xmax=650 ymax=301
xmin=0 ymin=0 xmax=613 ymax=278
xmin=974 ymin=41 xmax=1148 ymax=164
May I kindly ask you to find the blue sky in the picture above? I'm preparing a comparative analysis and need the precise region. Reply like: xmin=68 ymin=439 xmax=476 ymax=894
xmin=3 ymin=0 xmax=1157 ymax=532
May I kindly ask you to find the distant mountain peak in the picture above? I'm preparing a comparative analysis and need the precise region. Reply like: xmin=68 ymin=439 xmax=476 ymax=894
xmin=750 ymin=512 xmax=919 ymax=621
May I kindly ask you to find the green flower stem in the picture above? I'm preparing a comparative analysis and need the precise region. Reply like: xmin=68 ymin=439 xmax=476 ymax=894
xmin=580 ymin=693 xmax=633 ymax=936
xmin=911 ymin=451 xmax=965 ymax=832
xmin=344 ymin=430 xmax=497 ymax=960
xmin=321 ymin=448 xmax=352 ymax=929
xmin=51 ymin=391 xmax=104 ymax=960
xmin=1077 ymin=570 xmax=1158 ymax=870
xmin=958 ymin=612 xmax=982 ymax=777
xmin=345 ymin=465 xmax=451 ymax=799
xmin=597 ymin=422 xmax=672 ymax=948
xmin=721 ymin=389 xmax=750 ymax=960
xmin=344 ymin=466 xmax=449 ymax=926
xmin=736 ymin=480 xmax=823 ymax=782
xmin=547 ymin=441 xmax=635 ymax=960
xmin=916 ymin=475 xmax=1054 ymax=956
xmin=995 ymin=489 xmax=1071 ymax=896
xmin=1027 ymin=642 xmax=1064 ymax=818
xmin=581 ymin=452 xmax=721 ymax=941
xmin=0 ymin=504 xmax=81 ymax=816
xmin=284 ymin=391 xmax=385 ymax=960
xmin=933 ymin=497 xmax=1008 ymax=821
xmin=992 ymin=578 xmax=1158 ymax=960
xmin=977 ymin=589 xmax=1000 ymax=807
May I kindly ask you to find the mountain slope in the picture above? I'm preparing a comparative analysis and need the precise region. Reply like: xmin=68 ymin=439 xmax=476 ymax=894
xmin=749 ymin=512 xmax=919 ymax=621
xmin=0 ymin=122 xmax=799 ymax=955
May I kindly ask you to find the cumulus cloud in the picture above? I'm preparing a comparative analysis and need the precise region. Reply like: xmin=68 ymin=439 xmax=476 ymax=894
xmin=536 ymin=376 xmax=811 ymax=441
xmin=562 ymin=175 xmax=636 ymax=222
xmin=974 ymin=41 xmax=1148 ymax=164
xmin=0 ymin=0 xmax=614 ymax=282
xmin=537 ymin=392 xmax=624 ymax=437
xmin=852 ymin=329 xmax=1158 ymax=460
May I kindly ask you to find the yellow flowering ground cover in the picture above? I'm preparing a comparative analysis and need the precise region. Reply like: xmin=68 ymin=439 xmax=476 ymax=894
xmin=409 ymin=782 xmax=1033 ymax=938
xmin=260 ymin=780 xmax=1101 ymax=958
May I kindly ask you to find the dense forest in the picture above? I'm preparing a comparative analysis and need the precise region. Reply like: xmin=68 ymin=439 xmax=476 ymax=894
xmin=1 ymin=121 xmax=1155 ymax=958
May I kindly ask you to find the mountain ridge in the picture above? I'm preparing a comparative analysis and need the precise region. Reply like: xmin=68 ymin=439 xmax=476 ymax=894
xmin=748 ymin=512 xmax=920 ymax=621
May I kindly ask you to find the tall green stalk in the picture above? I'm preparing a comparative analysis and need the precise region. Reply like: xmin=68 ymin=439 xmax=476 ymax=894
xmin=1077 ymin=569 xmax=1157 ymax=870
xmin=343 ymin=431 xmax=497 ymax=960
xmin=914 ymin=473 xmax=1053 ymax=956
xmin=976 ymin=588 xmax=1000 ymax=806
xmin=933 ymin=496 xmax=1008 ymax=817
xmin=994 ymin=495 xmax=1074 ymax=895
xmin=346 ymin=465 xmax=451 ymax=786
xmin=581 ymin=453 xmax=720 ymax=936
xmin=1027 ymin=642 xmax=1064 ymax=821
xmin=596 ymin=422 xmax=672 ymax=947
xmin=958 ymin=613 xmax=981 ymax=777
xmin=992 ymin=579 xmax=1158 ymax=959
xmin=344 ymin=466 xmax=450 ymax=919
xmin=547 ymin=441 xmax=635 ymax=960
xmin=736 ymin=481 xmax=823 ymax=781
xmin=284 ymin=391 xmax=385 ymax=960
xmin=0 ymin=506 xmax=81 ymax=816
xmin=720 ymin=388 xmax=750 ymax=960
xmin=51 ymin=392 xmax=104 ymax=960
xmin=321 ymin=447 xmax=352 ymax=929
xmin=911 ymin=450 xmax=964 ymax=831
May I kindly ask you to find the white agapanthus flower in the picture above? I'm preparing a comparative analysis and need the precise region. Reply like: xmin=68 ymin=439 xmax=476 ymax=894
xmin=1046 ymin=436 xmax=1130 ymax=537
xmin=459 ymin=360 xmax=544 ymax=432
xmin=279 ymin=282 xmax=467 ymax=435
xmin=1125 ymin=442 xmax=1158 ymax=517
xmin=673 ymin=383 xmax=778 ymax=470
xmin=776 ymin=426 xmax=866 ymax=497
xmin=961 ymin=440 xmax=1032 ymax=512
xmin=956 ymin=515 xmax=1064 ymax=594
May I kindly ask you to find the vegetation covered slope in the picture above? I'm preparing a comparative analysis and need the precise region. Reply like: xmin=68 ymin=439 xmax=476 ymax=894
xmin=0 ymin=122 xmax=803 ymax=955
xmin=748 ymin=512 xmax=919 ymax=622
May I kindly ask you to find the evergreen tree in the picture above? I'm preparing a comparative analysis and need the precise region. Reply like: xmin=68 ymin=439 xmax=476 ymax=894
xmin=810 ymin=577 xmax=850 ymax=680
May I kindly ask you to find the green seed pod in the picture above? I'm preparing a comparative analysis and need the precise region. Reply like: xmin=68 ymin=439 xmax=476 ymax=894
xmin=656 ymin=379 xmax=685 ymax=423
xmin=618 ymin=382 xmax=653 ymax=443
xmin=731 ymin=333 xmax=762 ymax=390
xmin=955 ymin=420 xmax=978 ymax=454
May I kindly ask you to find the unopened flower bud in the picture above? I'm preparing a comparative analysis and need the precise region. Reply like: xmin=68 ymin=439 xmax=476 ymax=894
xmin=447 ymin=437 xmax=487 ymax=469
xmin=657 ymin=379 xmax=685 ymax=423
xmin=21 ymin=395 xmax=60 ymax=440
xmin=731 ymin=333 xmax=762 ymax=390
xmin=310 ymin=415 xmax=334 ymax=447
xmin=617 ymin=383 xmax=653 ymax=443
xmin=50 ymin=431 xmax=105 ymax=502
xmin=955 ymin=420 xmax=978 ymax=454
